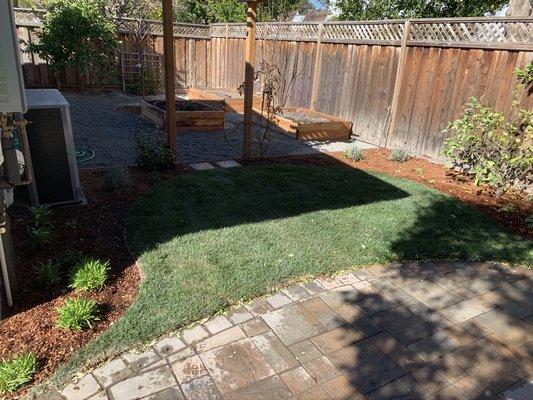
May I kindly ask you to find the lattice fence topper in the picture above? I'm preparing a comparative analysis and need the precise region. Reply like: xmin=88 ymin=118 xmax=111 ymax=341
xmin=15 ymin=8 xmax=533 ymax=47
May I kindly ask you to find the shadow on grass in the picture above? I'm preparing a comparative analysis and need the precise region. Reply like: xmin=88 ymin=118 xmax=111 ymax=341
xmin=327 ymin=261 xmax=531 ymax=398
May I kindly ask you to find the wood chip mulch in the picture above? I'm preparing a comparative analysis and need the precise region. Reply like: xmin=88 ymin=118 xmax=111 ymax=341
xmin=0 ymin=149 xmax=531 ymax=398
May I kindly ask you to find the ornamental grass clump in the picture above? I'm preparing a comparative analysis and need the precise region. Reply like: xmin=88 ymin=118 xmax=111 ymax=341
xmin=389 ymin=148 xmax=411 ymax=163
xmin=70 ymin=258 xmax=110 ymax=292
xmin=0 ymin=353 xmax=38 ymax=394
xmin=344 ymin=144 xmax=364 ymax=162
xmin=56 ymin=297 xmax=100 ymax=331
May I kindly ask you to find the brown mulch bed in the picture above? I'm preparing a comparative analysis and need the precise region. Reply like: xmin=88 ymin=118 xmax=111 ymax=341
xmin=0 ymin=169 xmax=172 ymax=398
xmin=0 ymin=149 xmax=530 ymax=398
xmin=245 ymin=149 xmax=532 ymax=238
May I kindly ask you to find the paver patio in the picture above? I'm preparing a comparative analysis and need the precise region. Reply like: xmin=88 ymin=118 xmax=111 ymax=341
xmin=57 ymin=261 xmax=532 ymax=399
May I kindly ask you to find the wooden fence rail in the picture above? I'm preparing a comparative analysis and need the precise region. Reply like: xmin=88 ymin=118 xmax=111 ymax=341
xmin=15 ymin=8 xmax=533 ymax=159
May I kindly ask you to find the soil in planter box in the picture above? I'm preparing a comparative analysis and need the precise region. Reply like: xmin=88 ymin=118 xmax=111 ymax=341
xmin=280 ymin=111 xmax=330 ymax=124
xmin=149 ymin=100 xmax=215 ymax=112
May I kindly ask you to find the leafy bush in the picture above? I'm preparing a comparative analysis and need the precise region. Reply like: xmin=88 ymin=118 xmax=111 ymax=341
xmin=30 ymin=226 xmax=52 ymax=250
xmin=126 ymin=68 xmax=162 ymax=96
xmin=28 ymin=206 xmax=52 ymax=228
xmin=443 ymin=64 xmax=533 ymax=194
xmin=134 ymin=127 xmax=174 ymax=171
xmin=103 ymin=167 xmax=130 ymax=191
xmin=389 ymin=148 xmax=411 ymax=163
xmin=344 ymin=144 xmax=364 ymax=162
xmin=0 ymin=353 xmax=38 ymax=394
xmin=70 ymin=258 xmax=110 ymax=292
xmin=35 ymin=260 xmax=61 ymax=287
xmin=25 ymin=0 xmax=118 ymax=87
xmin=56 ymin=297 xmax=100 ymax=331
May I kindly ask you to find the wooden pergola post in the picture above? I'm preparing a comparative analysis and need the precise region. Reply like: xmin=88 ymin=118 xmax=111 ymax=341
xmin=240 ymin=0 xmax=264 ymax=160
xmin=162 ymin=0 xmax=177 ymax=157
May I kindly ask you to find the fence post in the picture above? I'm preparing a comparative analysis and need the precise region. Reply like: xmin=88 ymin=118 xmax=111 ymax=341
xmin=384 ymin=20 xmax=411 ymax=147
xmin=310 ymin=22 xmax=324 ymax=111
xmin=224 ymin=23 xmax=229 ymax=88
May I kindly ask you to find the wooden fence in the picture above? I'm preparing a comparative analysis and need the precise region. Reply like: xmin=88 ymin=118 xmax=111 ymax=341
xmin=15 ymin=8 xmax=533 ymax=158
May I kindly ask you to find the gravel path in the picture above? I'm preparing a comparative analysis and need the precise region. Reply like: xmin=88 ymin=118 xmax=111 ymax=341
xmin=65 ymin=91 xmax=364 ymax=168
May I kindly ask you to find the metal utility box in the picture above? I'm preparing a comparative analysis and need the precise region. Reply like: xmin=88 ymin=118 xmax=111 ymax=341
xmin=0 ymin=0 xmax=27 ymax=113
xmin=23 ymin=89 xmax=84 ymax=206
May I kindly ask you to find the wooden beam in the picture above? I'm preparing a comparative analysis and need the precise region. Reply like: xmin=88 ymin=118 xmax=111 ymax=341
xmin=384 ymin=20 xmax=411 ymax=147
xmin=162 ymin=0 xmax=177 ymax=156
xmin=242 ymin=1 xmax=258 ymax=160
xmin=310 ymin=22 xmax=324 ymax=111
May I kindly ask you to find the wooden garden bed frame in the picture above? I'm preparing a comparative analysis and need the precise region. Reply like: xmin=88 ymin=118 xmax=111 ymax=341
xmin=140 ymin=95 xmax=225 ymax=131
xmin=187 ymin=87 xmax=262 ymax=113
xmin=254 ymin=107 xmax=352 ymax=141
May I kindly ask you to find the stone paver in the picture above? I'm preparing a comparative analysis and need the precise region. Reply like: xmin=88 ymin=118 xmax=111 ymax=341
xmin=214 ymin=160 xmax=241 ymax=168
xmin=59 ymin=261 xmax=532 ymax=400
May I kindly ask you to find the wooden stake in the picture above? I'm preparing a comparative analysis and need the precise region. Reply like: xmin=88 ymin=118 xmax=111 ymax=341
xmin=162 ymin=0 xmax=177 ymax=156
xmin=243 ymin=1 xmax=258 ymax=160
xmin=384 ymin=20 xmax=411 ymax=147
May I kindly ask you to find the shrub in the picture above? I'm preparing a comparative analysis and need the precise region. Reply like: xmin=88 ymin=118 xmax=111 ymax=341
xmin=25 ymin=0 xmax=118 ymax=88
xmin=56 ymin=297 xmax=99 ymax=331
xmin=30 ymin=226 xmax=52 ymax=250
xmin=389 ymin=148 xmax=411 ymax=163
xmin=35 ymin=260 xmax=61 ymax=287
xmin=126 ymin=68 xmax=162 ymax=96
xmin=0 ymin=353 xmax=38 ymax=394
xmin=134 ymin=127 xmax=174 ymax=171
xmin=103 ymin=167 xmax=130 ymax=191
xmin=28 ymin=206 xmax=52 ymax=228
xmin=344 ymin=144 xmax=364 ymax=162
xmin=443 ymin=64 xmax=533 ymax=194
xmin=70 ymin=258 xmax=110 ymax=292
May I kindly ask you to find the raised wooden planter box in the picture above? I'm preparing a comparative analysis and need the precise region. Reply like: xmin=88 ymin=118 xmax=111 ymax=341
xmin=140 ymin=96 xmax=225 ymax=131
xmin=253 ymin=107 xmax=352 ymax=141
xmin=187 ymin=87 xmax=262 ymax=113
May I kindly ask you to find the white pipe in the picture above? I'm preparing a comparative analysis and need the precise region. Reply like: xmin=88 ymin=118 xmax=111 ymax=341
xmin=0 ymin=235 xmax=13 ymax=307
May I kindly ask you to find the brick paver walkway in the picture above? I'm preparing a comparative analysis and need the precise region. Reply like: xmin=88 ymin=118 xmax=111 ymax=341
xmin=58 ymin=261 xmax=532 ymax=400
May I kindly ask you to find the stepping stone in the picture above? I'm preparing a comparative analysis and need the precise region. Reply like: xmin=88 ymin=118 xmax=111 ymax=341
xmin=215 ymin=160 xmax=241 ymax=168
xmin=189 ymin=162 xmax=216 ymax=170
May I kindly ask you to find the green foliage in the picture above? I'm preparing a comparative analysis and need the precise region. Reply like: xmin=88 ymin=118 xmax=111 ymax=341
xmin=443 ymin=65 xmax=533 ymax=193
xmin=389 ymin=148 xmax=411 ymax=163
xmin=26 ymin=0 xmax=118 ymax=85
xmin=103 ymin=167 xmax=130 ymax=191
xmin=331 ymin=0 xmax=508 ymax=20
xmin=344 ymin=144 xmax=364 ymax=161
xmin=134 ymin=127 xmax=173 ymax=171
xmin=0 ymin=353 xmax=38 ymax=394
xmin=56 ymin=297 xmax=100 ymax=331
xmin=516 ymin=63 xmax=533 ymax=86
xmin=28 ymin=206 xmax=52 ymax=228
xmin=70 ymin=258 xmax=110 ymax=292
xmin=35 ymin=260 xmax=61 ymax=287
xmin=126 ymin=68 xmax=161 ymax=96
xmin=30 ymin=226 xmax=52 ymax=250
xmin=174 ymin=0 xmax=308 ymax=23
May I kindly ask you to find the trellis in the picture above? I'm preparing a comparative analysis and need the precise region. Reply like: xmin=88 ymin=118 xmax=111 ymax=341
xmin=120 ymin=51 xmax=163 ymax=91
xmin=15 ymin=8 xmax=532 ymax=50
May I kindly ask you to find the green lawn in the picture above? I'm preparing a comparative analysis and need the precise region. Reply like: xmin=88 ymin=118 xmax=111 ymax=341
xmin=49 ymin=164 xmax=531 ymax=390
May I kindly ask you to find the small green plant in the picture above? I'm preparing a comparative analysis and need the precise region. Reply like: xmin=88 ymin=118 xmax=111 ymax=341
xmin=28 ymin=206 xmax=52 ymax=228
xmin=499 ymin=203 xmax=518 ymax=213
xmin=70 ymin=258 xmax=110 ymax=292
xmin=56 ymin=297 xmax=100 ymax=331
xmin=344 ymin=144 xmax=364 ymax=162
xmin=103 ymin=167 xmax=130 ymax=191
xmin=414 ymin=167 xmax=425 ymax=175
xmin=0 ymin=353 xmax=38 ymax=394
xmin=126 ymin=68 xmax=162 ymax=96
xmin=30 ymin=226 xmax=52 ymax=250
xmin=526 ymin=215 xmax=533 ymax=229
xmin=389 ymin=148 xmax=411 ymax=163
xmin=35 ymin=260 xmax=61 ymax=287
xmin=134 ymin=126 xmax=174 ymax=171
